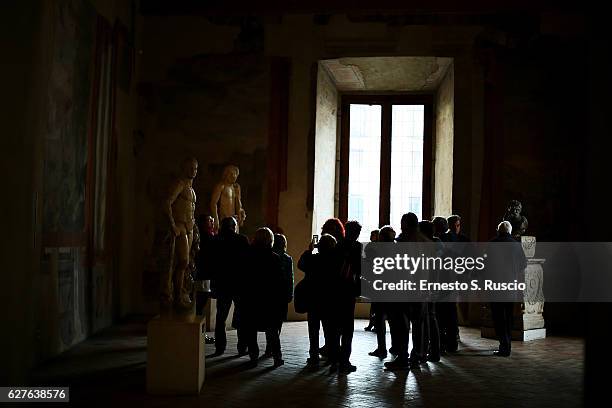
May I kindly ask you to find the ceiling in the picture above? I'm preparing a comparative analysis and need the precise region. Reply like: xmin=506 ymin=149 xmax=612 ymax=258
xmin=320 ymin=57 xmax=452 ymax=92
xmin=140 ymin=0 xmax=579 ymax=16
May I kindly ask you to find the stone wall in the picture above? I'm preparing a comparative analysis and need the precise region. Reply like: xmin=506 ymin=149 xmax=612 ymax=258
xmin=312 ymin=65 xmax=339 ymax=242
xmin=434 ymin=64 xmax=454 ymax=217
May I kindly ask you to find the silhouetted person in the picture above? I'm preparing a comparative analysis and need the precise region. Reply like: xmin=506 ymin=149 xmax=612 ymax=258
xmin=489 ymin=221 xmax=527 ymax=357
xmin=386 ymin=213 xmax=429 ymax=370
xmin=438 ymin=214 xmax=466 ymax=352
xmin=333 ymin=220 xmax=362 ymax=373
xmin=241 ymin=228 xmax=286 ymax=367
xmin=364 ymin=229 xmax=379 ymax=332
xmin=273 ymin=233 xmax=294 ymax=323
xmin=442 ymin=214 xmax=470 ymax=242
xmin=432 ymin=216 xmax=449 ymax=239
xmin=419 ymin=220 xmax=441 ymax=362
xmin=419 ymin=220 xmax=434 ymax=240
xmin=321 ymin=217 xmax=345 ymax=243
xmin=265 ymin=234 xmax=293 ymax=356
xmin=298 ymin=233 xmax=343 ymax=369
xmin=194 ymin=214 xmax=216 ymax=344
xmin=367 ymin=225 xmax=395 ymax=359
xmin=315 ymin=218 xmax=345 ymax=358
xmin=210 ymin=216 xmax=250 ymax=356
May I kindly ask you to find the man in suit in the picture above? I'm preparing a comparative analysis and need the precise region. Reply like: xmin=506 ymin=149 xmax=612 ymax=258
xmin=334 ymin=220 xmax=363 ymax=373
xmin=437 ymin=214 xmax=469 ymax=352
xmin=385 ymin=213 xmax=429 ymax=370
xmin=489 ymin=221 xmax=527 ymax=357
xmin=241 ymin=228 xmax=286 ymax=367
xmin=265 ymin=234 xmax=294 ymax=357
xmin=210 ymin=216 xmax=250 ymax=356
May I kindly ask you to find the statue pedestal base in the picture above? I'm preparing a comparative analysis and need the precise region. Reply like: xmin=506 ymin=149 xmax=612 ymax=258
xmin=481 ymin=258 xmax=546 ymax=342
xmin=146 ymin=315 xmax=205 ymax=395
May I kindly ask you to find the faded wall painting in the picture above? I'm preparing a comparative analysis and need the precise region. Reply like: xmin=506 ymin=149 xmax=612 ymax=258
xmin=43 ymin=0 xmax=96 ymax=236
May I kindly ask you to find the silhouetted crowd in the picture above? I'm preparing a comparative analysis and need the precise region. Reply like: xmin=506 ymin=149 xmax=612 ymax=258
xmin=195 ymin=216 xmax=293 ymax=368
xmin=194 ymin=212 xmax=524 ymax=372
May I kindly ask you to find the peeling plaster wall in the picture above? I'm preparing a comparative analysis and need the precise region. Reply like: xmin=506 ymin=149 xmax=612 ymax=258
xmin=322 ymin=56 xmax=452 ymax=91
xmin=434 ymin=64 xmax=454 ymax=216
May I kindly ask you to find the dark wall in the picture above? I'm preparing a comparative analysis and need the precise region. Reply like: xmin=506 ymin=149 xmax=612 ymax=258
xmin=474 ymin=22 xmax=592 ymax=334
xmin=0 ymin=0 xmax=138 ymax=383
xmin=499 ymin=37 xmax=587 ymax=242
xmin=583 ymin=14 xmax=612 ymax=407
xmin=0 ymin=0 xmax=44 ymax=384
xmin=473 ymin=14 xmax=612 ymax=403
xmin=136 ymin=51 xmax=273 ymax=303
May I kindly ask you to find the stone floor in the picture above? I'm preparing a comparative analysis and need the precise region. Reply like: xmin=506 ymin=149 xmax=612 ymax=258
xmin=32 ymin=318 xmax=583 ymax=407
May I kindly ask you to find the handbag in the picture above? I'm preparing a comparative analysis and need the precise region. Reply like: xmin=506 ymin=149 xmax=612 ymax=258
xmin=293 ymin=278 xmax=310 ymax=314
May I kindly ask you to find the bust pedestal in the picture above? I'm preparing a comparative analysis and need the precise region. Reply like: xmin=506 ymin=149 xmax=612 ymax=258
xmin=147 ymin=315 xmax=206 ymax=394
xmin=481 ymin=258 xmax=546 ymax=341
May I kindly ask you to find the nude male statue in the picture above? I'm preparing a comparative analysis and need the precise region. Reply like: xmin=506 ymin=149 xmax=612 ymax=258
xmin=210 ymin=165 xmax=246 ymax=232
xmin=161 ymin=157 xmax=198 ymax=310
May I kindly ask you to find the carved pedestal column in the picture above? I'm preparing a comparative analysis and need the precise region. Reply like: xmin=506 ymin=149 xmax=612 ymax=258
xmin=481 ymin=258 xmax=546 ymax=341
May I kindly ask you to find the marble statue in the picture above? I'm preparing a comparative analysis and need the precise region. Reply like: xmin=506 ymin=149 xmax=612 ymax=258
xmin=503 ymin=199 xmax=528 ymax=239
xmin=159 ymin=157 xmax=198 ymax=312
xmin=210 ymin=165 xmax=246 ymax=232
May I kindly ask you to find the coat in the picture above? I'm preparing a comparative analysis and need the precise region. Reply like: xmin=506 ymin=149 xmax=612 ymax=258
xmin=297 ymin=249 xmax=344 ymax=314
xmin=240 ymin=247 xmax=287 ymax=331
xmin=208 ymin=231 xmax=250 ymax=297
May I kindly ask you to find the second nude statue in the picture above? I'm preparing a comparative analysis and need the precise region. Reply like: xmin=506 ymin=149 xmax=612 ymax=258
xmin=210 ymin=165 xmax=246 ymax=232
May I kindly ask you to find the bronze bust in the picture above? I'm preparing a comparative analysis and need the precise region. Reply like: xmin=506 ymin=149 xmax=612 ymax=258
xmin=503 ymin=199 xmax=528 ymax=239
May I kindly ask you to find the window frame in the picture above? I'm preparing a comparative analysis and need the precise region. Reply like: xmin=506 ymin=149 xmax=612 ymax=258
xmin=339 ymin=94 xmax=434 ymax=227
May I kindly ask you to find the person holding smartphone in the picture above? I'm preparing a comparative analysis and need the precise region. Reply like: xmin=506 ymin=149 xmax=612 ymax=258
xmin=298 ymin=233 xmax=342 ymax=369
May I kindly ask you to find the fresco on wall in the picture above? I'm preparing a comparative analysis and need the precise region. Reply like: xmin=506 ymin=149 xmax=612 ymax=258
xmin=43 ymin=0 xmax=96 ymax=236
xmin=45 ymin=247 xmax=88 ymax=350
xmin=40 ymin=0 xmax=118 ymax=353
xmin=92 ymin=20 xmax=115 ymax=256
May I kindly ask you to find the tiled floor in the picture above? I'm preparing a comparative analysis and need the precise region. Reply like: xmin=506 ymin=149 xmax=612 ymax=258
xmin=32 ymin=318 xmax=583 ymax=407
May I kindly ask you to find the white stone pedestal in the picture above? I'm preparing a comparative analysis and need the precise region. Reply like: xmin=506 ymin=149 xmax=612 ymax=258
xmin=147 ymin=315 xmax=206 ymax=395
xmin=481 ymin=258 xmax=547 ymax=341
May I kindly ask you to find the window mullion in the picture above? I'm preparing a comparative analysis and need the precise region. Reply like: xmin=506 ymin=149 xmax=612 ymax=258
xmin=379 ymin=102 xmax=392 ymax=228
